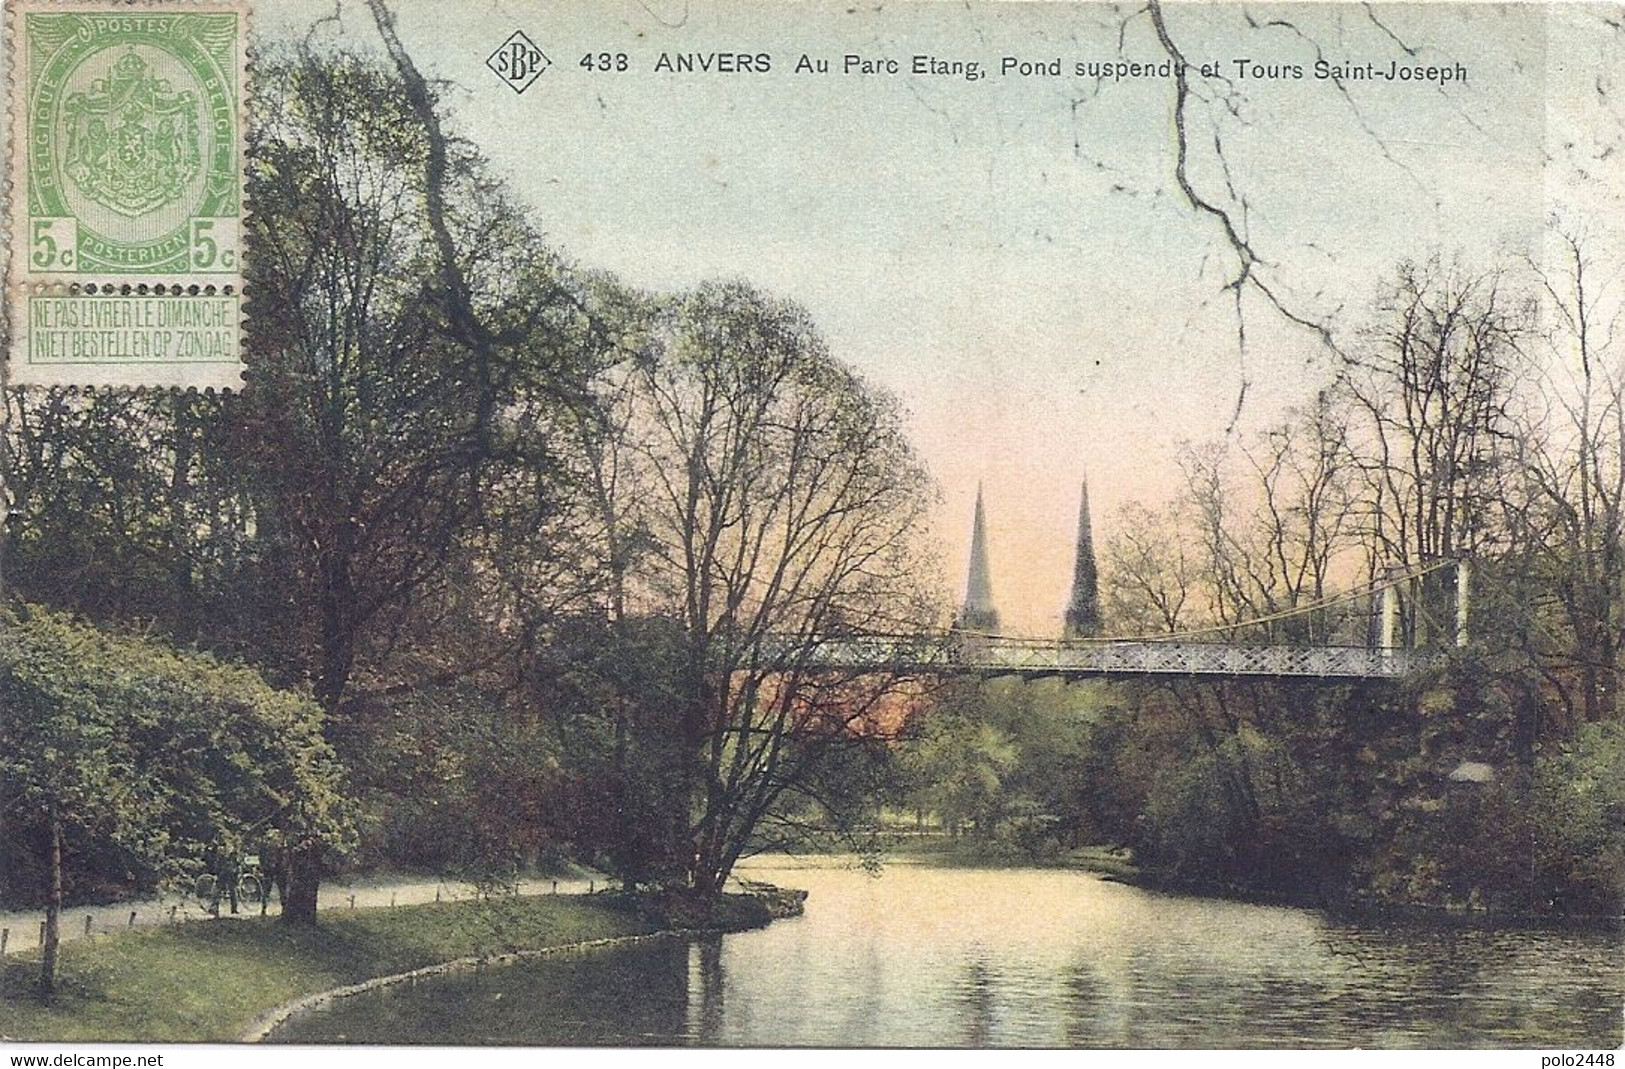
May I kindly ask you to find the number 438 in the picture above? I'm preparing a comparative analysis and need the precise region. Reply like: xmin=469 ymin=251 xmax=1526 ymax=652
xmin=580 ymin=52 xmax=629 ymax=71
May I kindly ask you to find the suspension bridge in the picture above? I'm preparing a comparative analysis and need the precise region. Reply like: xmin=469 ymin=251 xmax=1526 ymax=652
xmin=790 ymin=557 xmax=1468 ymax=683
xmin=797 ymin=636 xmax=1436 ymax=681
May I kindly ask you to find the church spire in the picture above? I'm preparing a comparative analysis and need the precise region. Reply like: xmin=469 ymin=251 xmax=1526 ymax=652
xmin=959 ymin=483 xmax=999 ymax=632
xmin=1064 ymin=478 xmax=1102 ymax=638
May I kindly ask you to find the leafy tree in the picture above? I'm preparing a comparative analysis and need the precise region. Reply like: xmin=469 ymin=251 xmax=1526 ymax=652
xmin=533 ymin=614 xmax=693 ymax=888
xmin=896 ymin=679 xmax=1102 ymax=857
xmin=898 ymin=687 xmax=1019 ymax=838
xmin=1070 ymin=703 xmax=1156 ymax=847
xmin=243 ymin=48 xmax=605 ymax=919
xmin=1529 ymin=719 xmax=1625 ymax=914
xmin=0 ymin=606 xmax=348 ymax=998
xmin=1 ymin=389 xmax=252 ymax=644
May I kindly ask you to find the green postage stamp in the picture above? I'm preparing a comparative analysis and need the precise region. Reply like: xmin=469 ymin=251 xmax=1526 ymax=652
xmin=6 ymin=1 xmax=247 ymax=388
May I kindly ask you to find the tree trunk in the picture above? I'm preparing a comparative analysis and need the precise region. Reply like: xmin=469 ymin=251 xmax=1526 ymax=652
xmin=299 ymin=583 xmax=354 ymax=924
xmin=315 ymin=582 xmax=354 ymax=711
xmin=691 ymin=863 xmax=722 ymax=898
xmin=39 ymin=804 xmax=62 ymax=1000
xmin=169 ymin=392 xmax=198 ymax=643
xmin=279 ymin=842 xmax=322 ymax=924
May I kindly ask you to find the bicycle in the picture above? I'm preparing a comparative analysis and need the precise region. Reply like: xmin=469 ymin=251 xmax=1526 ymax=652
xmin=194 ymin=854 xmax=268 ymax=916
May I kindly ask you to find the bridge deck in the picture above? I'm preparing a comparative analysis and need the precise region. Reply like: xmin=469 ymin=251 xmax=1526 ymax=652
xmin=802 ymin=639 xmax=1430 ymax=680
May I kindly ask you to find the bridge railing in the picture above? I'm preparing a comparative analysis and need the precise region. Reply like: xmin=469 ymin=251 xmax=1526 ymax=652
xmin=788 ymin=636 xmax=1433 ymax=679
xmin=956 ymin=639 xmax=1431 ymax=679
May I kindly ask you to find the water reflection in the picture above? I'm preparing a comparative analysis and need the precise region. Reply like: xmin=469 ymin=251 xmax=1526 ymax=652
xmin=957 ymin=954 xmax=996 ymax=1047
xmin=271 ymin=861 xmax=1624 ymax=1048
xmin=1061 ymin=960 xmax=1105 ymax=1047
xmin=684 ymin=936 xmax=725 ymax=1043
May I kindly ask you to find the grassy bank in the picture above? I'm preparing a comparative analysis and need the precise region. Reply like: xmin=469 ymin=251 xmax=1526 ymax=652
xmin=880 ymin=834 xmax=1141 ymax=879
xmin=1 ymin=895 xmax=663 ymax=1042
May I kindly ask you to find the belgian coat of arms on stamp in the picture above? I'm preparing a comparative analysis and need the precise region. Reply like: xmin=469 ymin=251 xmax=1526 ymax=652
xmin=6 ymin=1 xmax=247 ymax=388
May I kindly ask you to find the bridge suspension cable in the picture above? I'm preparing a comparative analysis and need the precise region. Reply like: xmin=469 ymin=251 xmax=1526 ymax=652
xmin=951 ymin=557 xmax=1461 ymax=645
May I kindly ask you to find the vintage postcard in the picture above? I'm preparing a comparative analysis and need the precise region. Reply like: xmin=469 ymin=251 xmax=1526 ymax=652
xmin=1 ymin=0 xmax=1622 ymax=1056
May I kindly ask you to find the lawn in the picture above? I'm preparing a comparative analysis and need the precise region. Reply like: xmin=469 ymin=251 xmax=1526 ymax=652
xmin=0 ymin=895 xmax=660 ymax=1043
xmin=879 ymin=832 xmax=1141 ymax=878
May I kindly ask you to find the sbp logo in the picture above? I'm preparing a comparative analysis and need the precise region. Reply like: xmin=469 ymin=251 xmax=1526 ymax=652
xmin=487 ymin=31 xmax=551 ymax=94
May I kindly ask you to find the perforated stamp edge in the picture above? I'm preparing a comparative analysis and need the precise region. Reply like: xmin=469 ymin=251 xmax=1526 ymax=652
xmin=9 ymin=278 xmax=244 ymax=389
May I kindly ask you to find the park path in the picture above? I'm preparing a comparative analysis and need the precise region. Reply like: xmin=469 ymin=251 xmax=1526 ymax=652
xmin=0 ymin=872 xmax=607 ymax=956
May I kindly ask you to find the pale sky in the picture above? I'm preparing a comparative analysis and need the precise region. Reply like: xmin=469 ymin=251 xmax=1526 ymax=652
xmin=255 ymin=0 xmax=1624 ymax=635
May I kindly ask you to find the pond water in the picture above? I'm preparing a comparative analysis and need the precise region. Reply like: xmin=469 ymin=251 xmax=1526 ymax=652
xmin=270 ymin=860 xmax=1623 ymax=1048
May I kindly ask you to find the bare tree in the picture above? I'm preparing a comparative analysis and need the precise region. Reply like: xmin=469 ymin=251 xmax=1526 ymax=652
xmin=1516 ymin=228 xmax=1625 ymax=723
xmin=604 ymin=282 xmax=939 ymax=895
xmin=1178 ymin=442 xmax=1263 ymax=630
xmin=1125 ymin=401 xmax=1356 ymax=644
xmin=1340 ymin=260 xmax=1530 ymax=643
xmin=1102 ymin=500 xmax=1193 ymax=635
xmin=1237 ymin=397 xmax=1359 ymax=642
